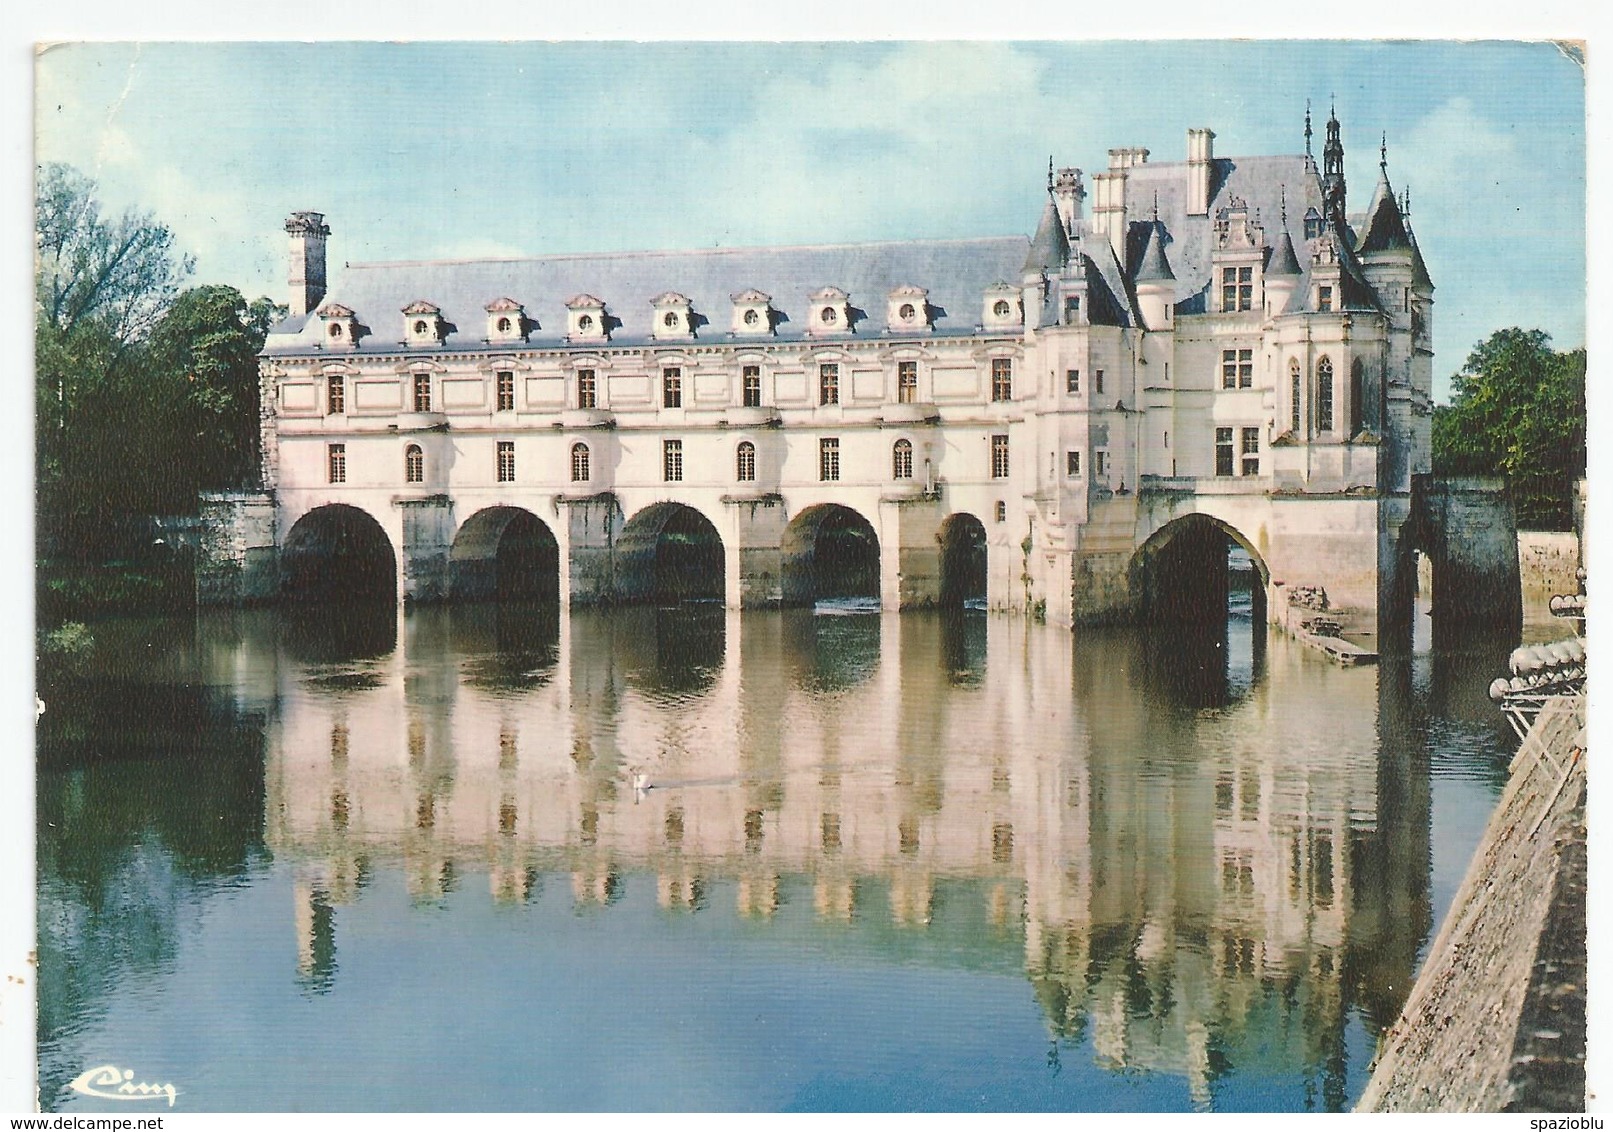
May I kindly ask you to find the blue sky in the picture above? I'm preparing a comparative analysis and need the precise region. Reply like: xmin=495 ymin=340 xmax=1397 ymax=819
xmin=33 ymin=40 xmax=1585 ymax=401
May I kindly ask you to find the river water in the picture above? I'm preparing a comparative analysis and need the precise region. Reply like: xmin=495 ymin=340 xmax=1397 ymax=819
xmin=36 ymin=602 xmax=1529 ymax=1112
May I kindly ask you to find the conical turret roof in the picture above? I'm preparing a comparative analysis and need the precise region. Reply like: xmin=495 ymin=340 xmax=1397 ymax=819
xmin=1023 ymin=195 xmax=1070 ymax=275
xmin=1268 ymin=228 xmax=1303 ymax=276
xmin=1134 ymin=223 xmax=1175 ymax=283
xmin=1358 ymin=168 xmax=1411 ymax=253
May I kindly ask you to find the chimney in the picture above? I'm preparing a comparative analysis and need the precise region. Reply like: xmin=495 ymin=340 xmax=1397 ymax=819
xmin=285 ymin=211 xmax=330 ymax=318
xmin=1053 ymin=167 xmax=1086 ymax=234
xmin=1187 ymin=128 xmax=1215 ymax=216
xmin=1092 ymin=169 xmax=1127 ymax=262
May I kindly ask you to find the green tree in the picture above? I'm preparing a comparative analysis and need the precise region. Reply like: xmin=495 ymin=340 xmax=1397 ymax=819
xmin=1432 ymin=328 xmax=1586 ymax=529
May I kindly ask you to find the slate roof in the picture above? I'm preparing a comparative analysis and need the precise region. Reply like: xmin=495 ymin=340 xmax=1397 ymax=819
xmin=265 ymin=236 xmax=1030 ymax=354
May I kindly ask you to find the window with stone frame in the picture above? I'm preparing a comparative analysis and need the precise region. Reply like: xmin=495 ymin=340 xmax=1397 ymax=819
xmin=496 ymin=371 xmax=515 ymax=412
xmin=736 ymin=441 xmax=756 ymax=482
xmin=1066 ymin=369 xmax=1080 ymax=394
xmin=898 ymin=361 xmax=918 ymax=404
xmin=1318 ymin=285 xmax=1334 ymax=312
xmin=1289 ymin=359 xmax=1302 ymax=434
xmin=1222 ymin=266 xmax=1254 ymax=311
xmin=413 ymin=373 xmax=432 ymax=413
xmin=497 ymin=440 xmax=516 ymax=483
xmin=405 ymin=444 xmax=423 ymax=484
xmin=570 ymin=442 xmax=590 ymax=483
xmin=1316 ymin=357 xmax=1335 ymax=432
xmin=819 ymin=363 xmax=839 ymax=405
xmin=1095 ymin=369 xmax=1105 ymax=394
xmin=328 ymin=443 xmax=346 ymax=484
xmin=820 ymin=437 xmax=840 ymax=481
xmin=663 ymin=439 xmax=683 ymax=482
xmin=892 ymin=439 xmax=913 ymax=480
xmin=1221 ymin=348 xmax=1253 ymax=389
xmin=577 ymin=368 xmax=597 ymax=409
xmin=1066 ymin=450 xmax=1081 ymax=477
xmin=991 ymin=358 xmax=1013 ymax=402
xmin=991 ymin=434 xmax=1009 ymax=479
xmin=742 ymin=365 xmax=762 ymax=408
xmin=1241 ymin=427 xmax=1260 ymax=476
xmin=326 ymin=374 xmax=345 ymax=415
xmin=1215 ymin=427 xmax=1235 ymax=476
xmin=663 ymin=367 xmax=683 ymax=408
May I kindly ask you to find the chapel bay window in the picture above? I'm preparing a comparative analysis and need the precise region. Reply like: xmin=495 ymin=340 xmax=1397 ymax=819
xmin=326 ymin=375 xmax=345 ymax=415
xmin=892 ymin=439 xmax=913 ymax=480
xmin=327 ymin=443 xmax=346 ymax=484
xmin=663 ymin=367 xmax=683 ymax=408
xmin=1221 ymin=348 xmax=1253 ymax=390
xmin=1316 ymin=357 xmax=1336 ymax=433
xmin=1289 ymin=359 xmax=1302 ymax=434
xmin=819 ymin=363 xmax=839 ymax=406
xmin=1215 ymin=428 xmax=1235 ymax=477
xmin=405 ymin=444 xmax=424 ymax=484
xmin=742 ymin=366 xmax=762 ymax=408
xmin=1241 ymin=427 xmax=1260 ymax=476
xmin=577 ymin=369 xmax=597 ymax=409
xmin=571 ymin=442 xmax=590 ymax=483
xmin=820 ymin=437 xmax=840 ymax=482
xmin=413 ymin=373 xmax=432 ymax=413
xmin=496 ymin=371 xmax=515 ymax=412
xmin=1222 ymin=266 xmax=1253 ymax=312
xmin=736 ymin=441 xmax=756 ymax=482
xmin=496 ymin=441 xmax=516 ymax=483
xmin=991 ymin=434 xmax=1010 ymax=479
xmin=898 ymin=361 xmax=917 ymax=404
xmin=991 ymin=358 xmax=1013 ymax=402
xmin=663 ymin=439 xmax=683 ymax=482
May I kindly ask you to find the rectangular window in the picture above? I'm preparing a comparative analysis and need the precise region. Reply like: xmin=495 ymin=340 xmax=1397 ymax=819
xmin=577 ymin=368 xmax=597 ymax=409
xmin=1066 ymin=369 xmax=1080 ymax=394
xmin=991 ymin=434 xmax=1010 ymax=479
xmin=1318 ymin=285 xmax=1334 ymax=312
xmin=742 ymin=365 xmax=762 ymax=408
xmin=897 ymin=361 xmax=917 ymax=404
xmin=1241 ymin=426 xmax=1261 ymax=476
xmin=1222 ymin=266 xmax=1253 ymax=311
xmin=496 ymin=370 xmax=515 ymax=412
xmin=1215 ymin=427 xmax=1235 ymax=477
xmin=1221 ymin=348 xmax=1254 ymax=389
xmin=413 ymin=373 xmax=432 ymax=413
xmin=819 ymin=363 xmax=839 ymax=405
xmin=819 ymin=437 xmax=840 ymax=481
xmin=1095 ymin=369 xmax=1105 ymax=394
xmin=1066 ymin=450 xmax=1081 ymax=477
xmin=1064 ymin=295 xmax=1080 ymax=321
xmin=663 ymin=439 xmax=683 ymax=482
xmin=327 ymin=443 xmax=346 ymax=484
xmin=662 ymin=367 xmax=682 ymax=408
xmin=326 ymin=375 xmax=344 ymax=415
xmin=995 ymin=500 xmax=1007 ymax=523
xmin=1094 ymin=450 xmax=1108 ymax=478
xmin=991 ymin=358 xmax=1013 ymax=402
xmin=496 ymin=440 xmax=515 ymax=483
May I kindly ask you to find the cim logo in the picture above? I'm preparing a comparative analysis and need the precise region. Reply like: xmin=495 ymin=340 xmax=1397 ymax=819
xmin=67 ymin=1066 xmax=178 ymax=1107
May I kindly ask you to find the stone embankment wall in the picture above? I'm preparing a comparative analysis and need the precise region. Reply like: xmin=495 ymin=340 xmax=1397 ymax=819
xmin=1356 ymin=696 xmax=1586 ymax=1112
xmin=1519 ymin=531 xmax=1581 ymax=602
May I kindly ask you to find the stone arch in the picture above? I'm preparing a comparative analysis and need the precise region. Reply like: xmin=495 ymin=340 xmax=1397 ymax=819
xmin=938 ymin=512 xmax=987 ymax=607
xmin=449 ymin=506 xmax=560 ymax=603
xmin=281 ymin=503 xmax=398 ymax=604
xmin=781 ymin=503 xmax=880 ymax=606
xmin=1128 ymin=513 xmax=1270 ymax=626
xmin=616 ymin=502 xmax=725 ymax=604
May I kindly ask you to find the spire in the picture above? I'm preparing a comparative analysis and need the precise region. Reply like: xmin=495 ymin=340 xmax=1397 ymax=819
xmin=1268 ymin=186 xmax=1303 ymax=277
xmin=1047 ymin=156 xmax=1054 ymax=194
xmin=1304 ymin=99 xmax=1313 ymax=159
xmin=1152 ymin=191 xmax=1159 ymax=222
xmin=1380 ymin=131 xmax=1388 ymax=172
xmin=1023 ymin=193 xmax=1070 ymax=275
xmin=1322 ymin=99 xmax=1347 ymax=227
xmin=1134 ymin=221 xmax=1175 ymax=283
xmin=1359 ymin=148 xmax=1410 ymax=254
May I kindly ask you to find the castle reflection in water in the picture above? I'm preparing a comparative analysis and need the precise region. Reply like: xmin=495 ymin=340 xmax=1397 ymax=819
xmin=217 ymin=602 xmax=1430 ymax=1108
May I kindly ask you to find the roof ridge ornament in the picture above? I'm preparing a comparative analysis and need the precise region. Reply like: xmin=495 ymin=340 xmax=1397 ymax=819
xmin=1304 ymin=100 xmax=1312 ymax=159
xmin=1380 ymin=131 xmax=1388 ymax=172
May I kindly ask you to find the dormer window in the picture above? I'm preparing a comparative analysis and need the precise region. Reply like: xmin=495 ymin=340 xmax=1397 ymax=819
xmin=731 ymin=289 xmax=773 ymax=336
xmin=403 ymin=300 xmax=444 ymax=347
xmin=886 ymin=285 xmax=930 ymax=332
xmin=566 ymin=294 xmax=609 ymax=343
xmin=317 ymin=303 xmax=358 ymax=348
xmin=485 ymin=297 xmax=528 ymax=343
xmin=982 ymin=283 xmax=1022 ymax=329
xmin=808 ymin=287 xmax=851 ymax=336
xmin=651 ymin=292 xmax=694 ymax=340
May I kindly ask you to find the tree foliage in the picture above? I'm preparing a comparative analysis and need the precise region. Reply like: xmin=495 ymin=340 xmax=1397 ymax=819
xmin=36 ymin=163 xmax=282 ymax=559
xmin=1432 ymin=328 xmax=1586 ymax=530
